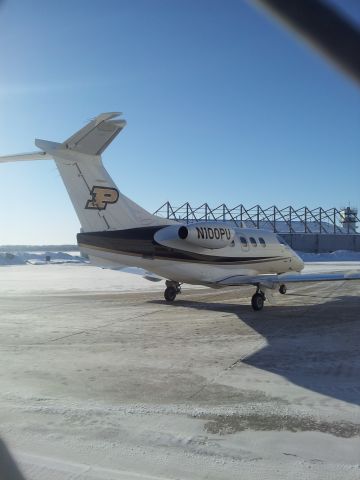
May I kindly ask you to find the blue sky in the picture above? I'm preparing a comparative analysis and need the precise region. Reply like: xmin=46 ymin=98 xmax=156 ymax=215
xmin=0 ymin=0 xmax=359 ymax=244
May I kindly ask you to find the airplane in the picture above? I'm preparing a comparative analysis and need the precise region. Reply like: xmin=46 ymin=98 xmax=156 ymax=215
xmin=1 ymin=112 xmax=360 ymax=310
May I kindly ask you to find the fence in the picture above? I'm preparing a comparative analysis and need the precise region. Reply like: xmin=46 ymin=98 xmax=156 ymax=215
xmin=154 ymin=202 xmax=359 ymax=234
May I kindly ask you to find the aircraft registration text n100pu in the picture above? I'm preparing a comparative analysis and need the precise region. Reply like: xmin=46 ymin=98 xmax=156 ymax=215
xmin=1 ymin=112 xmax=360 ymax=310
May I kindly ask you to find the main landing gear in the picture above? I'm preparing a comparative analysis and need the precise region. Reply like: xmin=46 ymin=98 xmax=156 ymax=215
xmin=251 ymin=284 xmax=287 ymax=310
xmin=164 ymin=281 xmax=181 ymax=302
xmin=251 ymin=287 xmax=266 ymax=311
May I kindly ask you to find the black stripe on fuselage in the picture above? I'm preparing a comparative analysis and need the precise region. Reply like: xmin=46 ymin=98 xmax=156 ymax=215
xmin=77 ymin=226 xmax=284 ymax=265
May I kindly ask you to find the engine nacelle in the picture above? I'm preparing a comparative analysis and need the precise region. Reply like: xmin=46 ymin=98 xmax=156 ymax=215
xmin=178 ymin=223 xmax=235 ymax=249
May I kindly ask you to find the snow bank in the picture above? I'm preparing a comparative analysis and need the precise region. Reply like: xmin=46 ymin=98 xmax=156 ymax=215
xmin=0 ymin=251 xmax=87 ymax=266
xmin=0 ymin=264 xmax=165 ymax=295
xmin=298 ymin=250 xmax=360 ymax=262
xmin=0 ymin=253 xmax=26 ymax=266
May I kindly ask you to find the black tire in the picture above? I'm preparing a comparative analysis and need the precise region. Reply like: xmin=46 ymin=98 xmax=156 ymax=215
xmin=164 ymin=286 xmax=177 ymax=302
xmin=251 ymin=292 xmax=264 ymax=311
xmin=279 ymin=284 xmax=287 ymax=295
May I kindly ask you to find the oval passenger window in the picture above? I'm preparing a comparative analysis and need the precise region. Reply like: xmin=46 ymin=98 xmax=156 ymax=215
xmin=240 ymin=236 xmax=248 ymax=247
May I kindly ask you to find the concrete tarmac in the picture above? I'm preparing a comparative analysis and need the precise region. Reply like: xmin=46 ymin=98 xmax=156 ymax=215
xmin=0 ymin=265 xmax=359 ymax=479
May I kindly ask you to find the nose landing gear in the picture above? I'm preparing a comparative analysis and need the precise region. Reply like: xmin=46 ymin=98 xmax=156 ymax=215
xmin=164 ymin=281 xmax=181 ymax=302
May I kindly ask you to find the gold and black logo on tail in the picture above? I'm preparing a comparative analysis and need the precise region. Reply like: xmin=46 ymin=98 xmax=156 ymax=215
xmin=85 ymin=186 xmax=119 ymax=210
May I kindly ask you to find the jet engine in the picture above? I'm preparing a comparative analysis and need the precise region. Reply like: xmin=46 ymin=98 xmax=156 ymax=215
xmin=155 ymin=222 xmax=235 ymax=250
xmin=178 ymin=223 xmax=235 ymax=249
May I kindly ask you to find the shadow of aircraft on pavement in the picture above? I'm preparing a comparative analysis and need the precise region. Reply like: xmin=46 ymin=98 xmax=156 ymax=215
xmin=150 ymin=292 xmax=360 ymax=406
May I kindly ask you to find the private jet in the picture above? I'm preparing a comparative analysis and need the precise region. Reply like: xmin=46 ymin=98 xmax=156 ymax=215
xmin=1 ymin=112 xmax=359 ymax=310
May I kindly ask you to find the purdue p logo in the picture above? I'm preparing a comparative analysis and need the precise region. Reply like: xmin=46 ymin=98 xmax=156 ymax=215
xmin=85 ymin=186 xmax=119 ymax=210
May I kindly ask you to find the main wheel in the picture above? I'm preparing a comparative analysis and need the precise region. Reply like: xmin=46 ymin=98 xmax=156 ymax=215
xmin=164 ymin=286 xmax=177 ymax=302
xmin=251 ymin=292 xmax=264 ymax=311
xmin=279 ymin=284 xmax=287 ymax=295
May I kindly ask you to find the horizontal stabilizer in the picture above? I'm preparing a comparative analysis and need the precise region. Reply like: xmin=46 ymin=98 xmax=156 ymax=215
xmin=0 ymin=151 xmax=52 ymax=163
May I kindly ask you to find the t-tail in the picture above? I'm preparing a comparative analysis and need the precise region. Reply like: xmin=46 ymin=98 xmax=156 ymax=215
xmin=0 ymin=112 xmax=171 ymax=232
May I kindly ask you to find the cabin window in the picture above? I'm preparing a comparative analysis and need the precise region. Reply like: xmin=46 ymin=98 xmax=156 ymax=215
xmin=259 ymin=237 xmax=266 ymax=247
xmin=240 ymin=236 xmax=248 ymax=247
xmin=249 ymin=237 xmax=257 ymax=247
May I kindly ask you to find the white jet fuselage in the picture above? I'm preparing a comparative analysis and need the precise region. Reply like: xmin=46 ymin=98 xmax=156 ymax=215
xmin=78 ymin=224 xmax=304 ymax=286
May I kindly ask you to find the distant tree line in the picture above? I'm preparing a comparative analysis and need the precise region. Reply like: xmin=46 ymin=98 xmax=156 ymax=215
xmin=0 ymin=245 xmax=78 ymax=252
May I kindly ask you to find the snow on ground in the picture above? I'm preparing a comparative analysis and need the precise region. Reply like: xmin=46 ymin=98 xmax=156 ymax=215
xmin=1 ymin=260 xmax=360 ymax=296
xmin=299 ymin=250 xmax=360 ymax=262
xmin=303 ymin=261 xmax=360 ymax=274
xmin=0 ymin=264 xmax=166 ymax=295
xmin=0 ymin=263 xmax=359 ymax=479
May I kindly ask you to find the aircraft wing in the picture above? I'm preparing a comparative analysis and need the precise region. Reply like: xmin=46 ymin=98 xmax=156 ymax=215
xmin=142 ymin=272 xmax=164 ymax=282
xmin=216 ymin=270 xmax=360 ymax=287
xmin=113 ymin=266 xmax=164 ymax=282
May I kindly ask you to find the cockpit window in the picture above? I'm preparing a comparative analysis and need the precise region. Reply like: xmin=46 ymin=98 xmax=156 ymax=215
xmin=276 ymin=235 xmax=288 ymax=246
xmin=259 ymin=237 xmax=266 ymax=247
xmin=249 ymin=237 xmax=257 ymax=247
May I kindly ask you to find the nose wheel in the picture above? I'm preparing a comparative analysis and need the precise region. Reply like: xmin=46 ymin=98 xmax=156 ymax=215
xmin=279 ymin=284 xmax=287 ymax=295
xmin=251 ymin=286 xmax=266 ymax=311
xmin=164 ymin=281 xmax=181 ymax=302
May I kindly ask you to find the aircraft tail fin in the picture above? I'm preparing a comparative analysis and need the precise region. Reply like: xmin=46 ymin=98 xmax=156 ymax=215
xmin=0 ymin=112 xmax=172 ymax=233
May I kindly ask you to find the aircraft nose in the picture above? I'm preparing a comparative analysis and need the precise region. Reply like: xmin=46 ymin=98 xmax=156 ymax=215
xmin=293 ymin=252 xmax=304 ymax=271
